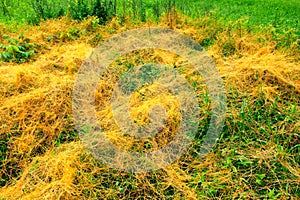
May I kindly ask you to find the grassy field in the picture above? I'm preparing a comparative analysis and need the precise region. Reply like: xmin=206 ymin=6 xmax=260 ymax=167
xmin=1 ymin=0 xmax=300 ymax=29
xmin=0 ymin=0 xmax=299 ymax=199
xmin=182 ymin=0 xmax=299 ymax=28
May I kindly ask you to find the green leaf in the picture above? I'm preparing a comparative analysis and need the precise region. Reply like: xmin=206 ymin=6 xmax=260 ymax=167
xmin=22 ymin=52 xmax=30 ymax=58
xmin=3 ymin=52 xmax=12 ymax=59
xmin=255 ymin=174 xmax=266 ymax=185
xmin=18 ymin=45 xmax=25 ymax=51
xmin=7 ymin=45 xmax=14 ymax=54
xmin=257 ymin=174 xmax=266 ymax=179
xmin=255 ymin=178 xmax=262 ymax=185
xmin=12 ymin=45 xmax=21 ymax=53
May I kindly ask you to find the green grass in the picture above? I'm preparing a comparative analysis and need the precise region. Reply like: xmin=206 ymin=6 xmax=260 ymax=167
xmin=1 ymin=0 xmax=299 ymax=32
xmin=181 ymin=0 xmax=299 ymax=31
